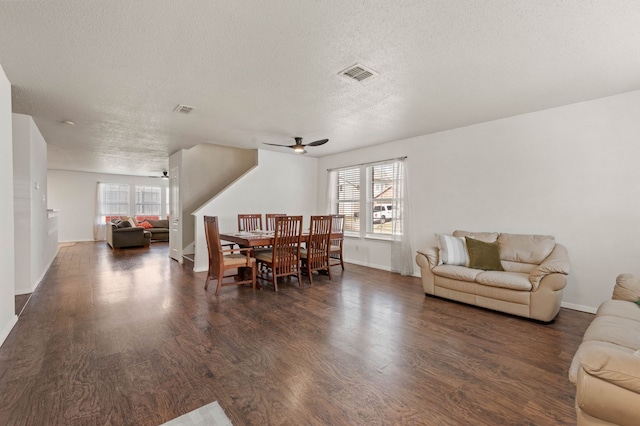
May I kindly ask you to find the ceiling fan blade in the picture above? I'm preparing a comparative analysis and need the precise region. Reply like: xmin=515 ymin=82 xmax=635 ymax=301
xmin=306 ymin=138 xmax=329 ymax=147
xmin=263 ymin=142 xmax=294 ymax=148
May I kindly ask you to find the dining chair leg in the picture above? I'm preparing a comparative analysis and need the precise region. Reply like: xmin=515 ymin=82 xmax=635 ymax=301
xmin=204 ymin=274 xmax=211 ymax=290
xmin=307 ymin=262 xmax=313 ymax=286
xmin=214 ymin=277 xmax=223 ymax=296
xmin=251 ymin=263 xmax=257 ymax=290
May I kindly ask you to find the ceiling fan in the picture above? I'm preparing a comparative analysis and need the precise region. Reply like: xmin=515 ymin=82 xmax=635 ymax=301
xmin=263 ymin=137 xmax=329 ymax=154
xmin=148 ymin=171 xmax=169 ymax=179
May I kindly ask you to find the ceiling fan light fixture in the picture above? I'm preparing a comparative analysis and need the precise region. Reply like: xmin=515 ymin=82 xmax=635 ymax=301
xmin=293 ymin=146 xmax=305 ymax=153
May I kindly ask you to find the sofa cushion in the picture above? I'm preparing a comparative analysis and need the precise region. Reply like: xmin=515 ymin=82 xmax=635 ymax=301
xmin=117 ymin=220 xmax=132 ymax=228
xmin=500 ymin=261 xmax=537 ymax=274
xmin=613 ymin=273 xmax=640 ymax=303
xmin=475 ymin=271 xmax=532 ymax=291
xmin=435 ymin=234 xmax=468 ymax=266
xmin=147 ymin=219 xmax=169 ymax=229
xmin=497 ymin=233 xmax=555 ymax=264
xmin=139 ymin=220 xmax=154 ymax=229
xmin=597 ymin=300 xmax=640 ymax=322
xmin=453 ymin=230 xmax=498 ymax=243
xmin=432 ymin=264 xmax=481 ymax=282
xmin=583 ymin=316 xmax=640 ymax=350
xmin=465 ymin=237 xmax=504 ymax=271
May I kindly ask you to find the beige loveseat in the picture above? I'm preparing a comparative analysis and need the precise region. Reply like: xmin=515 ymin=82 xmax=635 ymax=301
xmin=415 ymin=230 xmax=570 ymax=322
xmin=569 ymin=274 xmax=640 ymax=425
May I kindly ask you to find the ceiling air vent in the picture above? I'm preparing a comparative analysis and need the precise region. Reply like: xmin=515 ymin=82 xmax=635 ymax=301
xmin=339 ymin=63 xmax=377 ymax=82
xmin=173 ymin=104 xmax=194 ymax=114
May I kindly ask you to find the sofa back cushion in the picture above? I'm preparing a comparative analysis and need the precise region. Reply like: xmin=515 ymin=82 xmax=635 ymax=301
xmin=498 ymin=233 xmax=555 ymax=265
xmin=147 ymin=219 xmax=169 ymax=228
xmin=453 ymin=230 xmax=498 ymax=243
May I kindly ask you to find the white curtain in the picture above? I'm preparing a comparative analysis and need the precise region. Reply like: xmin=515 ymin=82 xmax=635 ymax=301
xmin=390 ymin=159 xmax=413 ymax=275
xmin=326 ymin=170 xmax=338 ymax=214
xmin=94 ymin=182 xmax=107 ymax=241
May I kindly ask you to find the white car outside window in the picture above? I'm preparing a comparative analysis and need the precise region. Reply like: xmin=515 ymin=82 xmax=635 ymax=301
xmin=372 ymin=205 xmax=392 ymax=224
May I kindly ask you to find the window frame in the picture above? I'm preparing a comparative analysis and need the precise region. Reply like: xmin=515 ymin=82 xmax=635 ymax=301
xmin=135 ymin=185 xmax=162 ymax=219
xmin=332 ymin=160 xmax=402 ymax=241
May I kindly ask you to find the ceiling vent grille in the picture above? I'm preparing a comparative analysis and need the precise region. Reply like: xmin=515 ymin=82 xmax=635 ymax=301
xmin=339 ymin=63 xmax=377 ymax=82
xmin=173 ymin=104 xmax=194 ymax=114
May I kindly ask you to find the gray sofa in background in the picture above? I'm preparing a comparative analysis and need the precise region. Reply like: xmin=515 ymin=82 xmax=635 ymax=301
xmin=107 ymin=222 xmax=150 ymax=249
xmin=145 ymin=219 xmax=170 ymax=241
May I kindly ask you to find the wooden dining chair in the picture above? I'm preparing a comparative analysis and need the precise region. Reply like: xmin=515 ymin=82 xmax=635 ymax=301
xmin=204 ymin=216 xmax=257 ymax=295
xmin=329 ymin=214 xmax=345 ymax=270
xmin=265 ymin=213 xmax=286 ymax=231
xmin=300 ymin=215 xmax=332 ymax=285
xmin=254 ymin=216 xmax=303 ymax=291
xmin=238 ymin=214 xmax=263 ymax=232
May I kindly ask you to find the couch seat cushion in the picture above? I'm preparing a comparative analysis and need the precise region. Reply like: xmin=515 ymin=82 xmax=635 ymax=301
xmin=475 ymin=271 xmax=532 ymax=291
xmin=223 ymin=254 xmax=256 ymax=266
xmin=431 ymin=265 xmax=481 ymax=282
xmin=583 ymin=316 xmax=640 ymax=350
xmin=596 ymin=300 xmax=640 ymax=322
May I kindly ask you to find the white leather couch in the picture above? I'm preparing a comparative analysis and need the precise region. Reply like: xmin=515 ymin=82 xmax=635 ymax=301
xmin=569 ymin=273 xmax=640 ymax=425
xmin=415 ymin=230 xmax=570 ymax=322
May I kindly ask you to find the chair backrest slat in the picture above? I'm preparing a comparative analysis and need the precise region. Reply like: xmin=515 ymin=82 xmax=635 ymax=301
xmin=273 ymin=215 xmax=303 ymax=273
xmin=308 ymin=215 xmax=332 ymax=269
xmin=265 ymin=213 xmax=287 ymax=231
xmin=238 ymin=214 xmax=263 ymax=232
xmin=204 ymin=216 xmax=223 ymax=270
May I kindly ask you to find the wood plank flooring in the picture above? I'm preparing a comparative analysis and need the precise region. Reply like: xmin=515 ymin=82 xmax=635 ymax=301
xmin=0 ymin=242 xmax=593 ymax=425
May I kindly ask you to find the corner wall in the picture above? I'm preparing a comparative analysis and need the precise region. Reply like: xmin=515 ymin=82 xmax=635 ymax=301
xmin=0 ymin=64 xmax=17 ymax=346
xmin=192 ymin=150 xmax=318 ymax=272
xmin=13 ymin=114 xmax=55 ymax=295
xmin=180 ymin=144 xmax=257 ymax=249
xmin=318 ymin=89 xmax=640 ymax=312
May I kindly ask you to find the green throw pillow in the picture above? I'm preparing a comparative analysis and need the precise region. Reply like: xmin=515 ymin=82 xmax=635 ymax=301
xmin=465 ymin=237 xmax=504 ymax=271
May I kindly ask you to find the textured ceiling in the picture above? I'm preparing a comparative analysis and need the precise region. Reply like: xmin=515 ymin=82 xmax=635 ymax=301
xmin=1 ymin=1 xmax=640 ymax=176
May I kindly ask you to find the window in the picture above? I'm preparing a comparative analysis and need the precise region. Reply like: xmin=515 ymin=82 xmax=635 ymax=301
xmin=336 ymin=167 xmax=360 ymax=233
xmin=135 ymin=185 xmax=162 ymax=219
xmin=331 ymin=160 xmax=405 ymax=238
xmin=367 ymin=163 xmax=394 ymax=235
xmin=99 ymin=183 xmax=130 ymax=222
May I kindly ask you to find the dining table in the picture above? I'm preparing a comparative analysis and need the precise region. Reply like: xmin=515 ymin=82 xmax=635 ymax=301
xmin=220 ymin=230 xmax=344 ymax=248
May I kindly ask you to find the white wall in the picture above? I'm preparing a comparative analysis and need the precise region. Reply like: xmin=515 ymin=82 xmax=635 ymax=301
xmin=192 ymin=149 xmax=318 ymax=272
xmin=0 ymin=64 xmax=17 ymax=346
xmin=47 ymin=170 xmax=169 ymax=242
xmin=318 ymin=89 xmax=640 ymax=312
xmin=12 ymin=115 xmax=30 ymax=294
xmin=180 ymin=144 xmax=257 ymax=248
xmin=12 ymin=114 xmax=56 ymax=294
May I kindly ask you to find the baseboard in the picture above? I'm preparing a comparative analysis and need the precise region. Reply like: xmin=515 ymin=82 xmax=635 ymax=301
xmin=193 ymin=266 xmax=207 ymax=273
xmin=343 ymin=258 xmax=391 ymax=272
xmin=0 ymin=315 xmax=18 ymax=348
xmin=561 ymin=301 xmax=597 ymax=314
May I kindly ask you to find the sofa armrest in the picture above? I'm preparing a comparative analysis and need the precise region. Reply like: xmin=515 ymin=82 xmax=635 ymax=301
xmin=529 ymin=243 xmax=570 ymax=290
xmin=613 ymin=273 xmax=640 ymax=302
xmin=416 ymin=247 xmax=439 ymax=270
xmin=579 ymin=345 xmax=640 ymax=394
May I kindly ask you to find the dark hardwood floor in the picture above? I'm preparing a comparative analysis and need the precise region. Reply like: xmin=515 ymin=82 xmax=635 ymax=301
xmin=14 ymin=294 xmax=30 ymax=316
xmin=0 ymin=242 xmax=593 ymax=425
